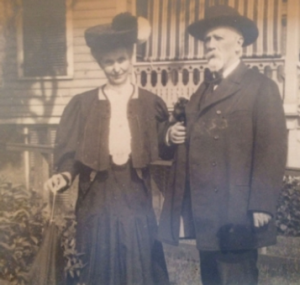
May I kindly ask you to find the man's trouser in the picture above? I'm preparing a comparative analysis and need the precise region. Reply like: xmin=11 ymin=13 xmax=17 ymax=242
xmin=199 ymin=249 xmax=258 ymax=285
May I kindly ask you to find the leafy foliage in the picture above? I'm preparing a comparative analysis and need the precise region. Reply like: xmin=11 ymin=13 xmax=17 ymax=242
xmin=276 ymin=176 xmax=300 ymax=236
xmin=0 ymin=178 xmax=84 ymax=285
xmin=0 ymin=179 xmax=47 ymax=285
xmin=60 ymin=216 xmax=85 ymax=280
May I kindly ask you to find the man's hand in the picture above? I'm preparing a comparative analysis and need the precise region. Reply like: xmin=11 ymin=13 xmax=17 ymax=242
xmin=253 ymin=212 xmax=272 ymax=228
xmin=44 ymin=172 xmax=71 ymax=194
xmin=168 ymin=122 xmax=186 ymax=144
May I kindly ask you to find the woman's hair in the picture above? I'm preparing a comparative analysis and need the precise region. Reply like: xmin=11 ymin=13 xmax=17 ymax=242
xmin=91 ymin=43 xmax=134 ymax=63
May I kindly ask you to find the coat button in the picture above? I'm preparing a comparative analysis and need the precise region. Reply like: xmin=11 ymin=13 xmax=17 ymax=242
xmin=212 ymin=161 xmax=217 ymax=167
xmin=214 ymin=135 xmax=219 ymax=140
xmin=216 ymin=110 xmax=222 ymax=115
xmin=214 ymin=188 xmax=218 ymax=193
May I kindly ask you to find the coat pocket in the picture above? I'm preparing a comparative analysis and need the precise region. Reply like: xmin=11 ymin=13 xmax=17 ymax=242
xmin=227 ymin=185 xmax=251 ymax=223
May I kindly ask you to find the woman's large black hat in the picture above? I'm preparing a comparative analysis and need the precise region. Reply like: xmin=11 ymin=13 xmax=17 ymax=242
xmin=187 ymin=5 xmax=258 ymax=47
xmin=85 ymin=13 xmax=151 ymax=51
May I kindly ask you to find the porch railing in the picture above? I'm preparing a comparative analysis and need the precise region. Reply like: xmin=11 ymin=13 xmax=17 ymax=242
xmin=135 ymin=58 xmax=285 ymax=109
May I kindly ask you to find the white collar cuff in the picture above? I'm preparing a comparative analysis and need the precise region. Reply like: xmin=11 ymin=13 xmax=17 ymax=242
xmin=222 ymin=59 xmax=241 ymax=79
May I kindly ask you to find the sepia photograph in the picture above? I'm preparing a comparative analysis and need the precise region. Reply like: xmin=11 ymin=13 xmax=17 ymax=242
xmin=0 ymin=0 xmax=299 ymax=284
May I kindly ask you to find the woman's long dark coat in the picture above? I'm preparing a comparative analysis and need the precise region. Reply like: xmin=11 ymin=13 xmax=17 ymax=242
xmin=159 ymin=63 xmax=287 ymax=251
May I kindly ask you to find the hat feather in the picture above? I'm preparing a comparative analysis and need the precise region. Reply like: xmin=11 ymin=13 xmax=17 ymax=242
xmin=137 ymin=17 xmax=151 ymax=43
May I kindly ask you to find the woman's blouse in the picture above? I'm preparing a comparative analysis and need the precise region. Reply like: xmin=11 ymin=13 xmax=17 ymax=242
xmin=100 ymin=84 xmax=135 ymax=165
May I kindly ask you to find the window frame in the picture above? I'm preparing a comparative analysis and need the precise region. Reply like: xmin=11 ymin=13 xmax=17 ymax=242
xmin=17 ymin=0 xmax=74 ymax=80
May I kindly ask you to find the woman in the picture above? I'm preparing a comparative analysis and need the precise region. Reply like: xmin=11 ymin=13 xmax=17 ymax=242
xmin=44 ymin=13 xmax=170 ymax=285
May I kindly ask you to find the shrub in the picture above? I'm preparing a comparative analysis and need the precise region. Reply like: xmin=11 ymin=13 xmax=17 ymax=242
xmin=0 ymin=180 xmax=47 ymax=285
xmin=276 ymin=175 xmax=300 ymax=236
xmin=60 ymin=215 xmax=85 ymax=280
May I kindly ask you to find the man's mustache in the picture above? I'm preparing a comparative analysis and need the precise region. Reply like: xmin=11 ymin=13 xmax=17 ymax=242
xmin=205 ymin=51 xmax=220 ymax=60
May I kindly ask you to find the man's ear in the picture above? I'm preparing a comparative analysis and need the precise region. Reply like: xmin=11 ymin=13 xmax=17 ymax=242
xmin=237 ymin=35 xmax=244 ymax=48
xmin=235 ymin=35 xmax=244 ymax=55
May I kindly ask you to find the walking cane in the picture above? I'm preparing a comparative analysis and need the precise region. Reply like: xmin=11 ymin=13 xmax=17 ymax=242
xmin=27 ymin=190 xmax=65 ymax=285
xmin=50 ymin=191 xmax=57 ymax=223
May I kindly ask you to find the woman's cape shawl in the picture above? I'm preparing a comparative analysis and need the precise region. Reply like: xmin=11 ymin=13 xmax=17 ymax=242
xmin=54 ymin=87 xmax=169 ymax=175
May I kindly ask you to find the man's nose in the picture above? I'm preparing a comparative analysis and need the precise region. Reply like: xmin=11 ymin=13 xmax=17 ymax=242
xmin=206 ymin=38 xmax=217 ymax=51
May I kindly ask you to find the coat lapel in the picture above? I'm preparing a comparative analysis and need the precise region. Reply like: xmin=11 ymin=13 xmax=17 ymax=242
xmin=199 ymin=62 xmax=248 ymax=115
xmin=186 ymin=82 xmax=207 ymax=138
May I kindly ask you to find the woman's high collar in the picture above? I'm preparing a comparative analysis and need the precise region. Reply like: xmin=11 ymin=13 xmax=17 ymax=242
xmin=98 ymin=83 xmax=138 ymax=100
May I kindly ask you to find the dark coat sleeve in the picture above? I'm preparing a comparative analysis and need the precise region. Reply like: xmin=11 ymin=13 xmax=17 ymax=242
xmin=155 ymin=96 xmax=176 ymax=160
xmin=54 ymin=95 xmax=82 ymax=179
xmin=248 ymin=78 xmax=287 ymax=216
xmin=156 ymin=96 xmax=189 ymax=245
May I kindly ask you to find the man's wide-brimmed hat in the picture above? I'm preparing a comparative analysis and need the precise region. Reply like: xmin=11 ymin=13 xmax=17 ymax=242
xmin=187 ymin=5 xmax=258 ymax=47
xmin=85 ymin=13 xmax=151 ymax=51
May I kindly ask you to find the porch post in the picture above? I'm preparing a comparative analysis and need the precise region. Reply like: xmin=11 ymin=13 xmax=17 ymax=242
xmin=285 ymin=0 xmax=300 ymax=168
xmin=284 ymin=0 xmax=300 ymax=114
xmin=23 ymin=127 xmax=30 ymax=189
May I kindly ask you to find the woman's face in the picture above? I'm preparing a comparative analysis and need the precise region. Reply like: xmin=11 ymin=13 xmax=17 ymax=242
xmin=96 ymin=47 xmax=132 ymax=86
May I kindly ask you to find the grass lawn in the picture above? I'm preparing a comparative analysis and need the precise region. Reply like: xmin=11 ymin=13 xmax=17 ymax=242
xmin=164 ymin=238 xmax=300 ymax=285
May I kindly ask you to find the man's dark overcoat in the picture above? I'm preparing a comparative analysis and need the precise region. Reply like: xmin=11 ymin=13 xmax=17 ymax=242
xmin=158 ymin=62 xmax=287 ymax=251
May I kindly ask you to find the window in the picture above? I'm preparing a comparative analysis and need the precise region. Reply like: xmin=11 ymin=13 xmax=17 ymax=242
xmin=18 ymin=0 xmax=73 ymax=79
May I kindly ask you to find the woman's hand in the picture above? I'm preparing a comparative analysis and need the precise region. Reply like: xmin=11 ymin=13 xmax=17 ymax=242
xmin=44 ymin=172 xmax=72 ymax=194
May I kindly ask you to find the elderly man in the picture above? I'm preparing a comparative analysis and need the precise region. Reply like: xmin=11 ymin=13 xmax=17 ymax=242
xmin=158 ymin=5 xmax=287 ymax=285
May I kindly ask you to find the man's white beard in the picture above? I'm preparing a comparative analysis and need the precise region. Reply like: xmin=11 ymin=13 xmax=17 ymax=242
xmin=207 ymin=57 xmax=224 ymax=72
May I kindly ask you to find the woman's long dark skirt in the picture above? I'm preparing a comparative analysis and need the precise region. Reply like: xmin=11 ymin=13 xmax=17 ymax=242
xmin=74 ymin=162 xmax=169 ymax=285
